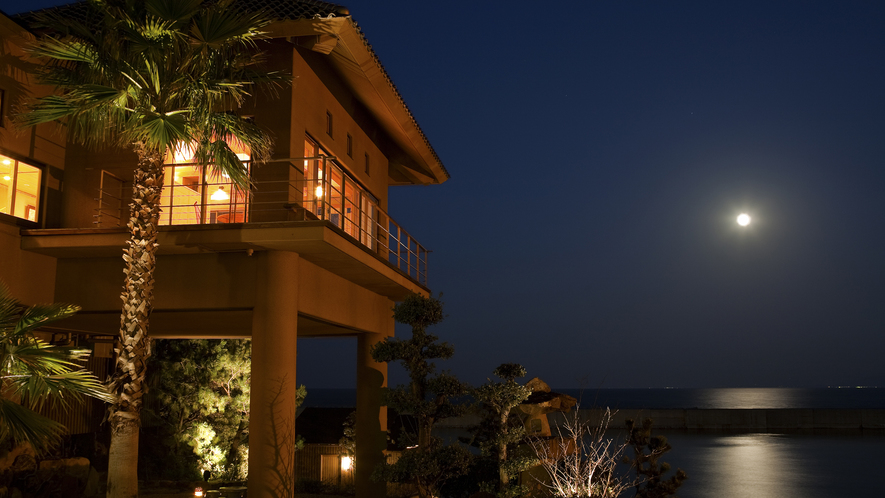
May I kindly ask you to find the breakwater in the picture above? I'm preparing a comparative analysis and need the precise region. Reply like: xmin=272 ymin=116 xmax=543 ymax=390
xmin=437 ymin=409 xmax=885 ymax=432
xmin=565 ymin=408 xmax=885 ymax=432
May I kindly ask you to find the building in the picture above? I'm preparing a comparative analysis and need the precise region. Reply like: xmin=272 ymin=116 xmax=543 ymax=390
xmin=0 ymin=2 xmax=448 ymax=497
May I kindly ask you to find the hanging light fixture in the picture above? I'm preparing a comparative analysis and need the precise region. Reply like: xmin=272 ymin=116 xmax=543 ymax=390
xmin=315 ymin=184 xmax=323 ymax=198
xmin=211 ymin=186 xmax=229 ymax=201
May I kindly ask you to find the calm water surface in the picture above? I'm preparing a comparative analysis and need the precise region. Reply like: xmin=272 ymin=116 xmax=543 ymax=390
xmin=661 ymin=432 xmax=883 ymax=498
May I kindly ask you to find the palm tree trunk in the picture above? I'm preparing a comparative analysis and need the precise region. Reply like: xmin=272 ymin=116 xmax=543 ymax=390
xmin=107 ymin=144 xmax=165 ymax=498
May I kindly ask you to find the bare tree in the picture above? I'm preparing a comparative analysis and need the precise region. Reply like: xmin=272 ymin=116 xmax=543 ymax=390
xmin=528 ymin=407 xmax=632 ymax=498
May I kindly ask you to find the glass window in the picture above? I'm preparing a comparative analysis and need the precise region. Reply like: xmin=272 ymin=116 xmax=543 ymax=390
xmin=303 ymin=138 xmax=321 ymax=216
xmin=302 ymin=135 xmax=379 ymax=250
xmin=0 ymin=154 xmax=41 ymax=222
xmin=159 ymin=143 xmax=250 ymax=226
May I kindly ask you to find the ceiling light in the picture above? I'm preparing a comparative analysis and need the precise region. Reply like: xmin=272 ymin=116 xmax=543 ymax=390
xmin=211 ymin=186 xmax=229 ymax=201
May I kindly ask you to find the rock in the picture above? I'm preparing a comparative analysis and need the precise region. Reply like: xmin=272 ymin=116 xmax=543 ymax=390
xmin=83 ymin=467 xmax=100 ymax=497
xmin=10 ymin=455 xmax=35 ymax=475
xmin=37 ymin=457 xmax=90 ymax=483
xmin=525 ymin=377 xmax=551 ymax=393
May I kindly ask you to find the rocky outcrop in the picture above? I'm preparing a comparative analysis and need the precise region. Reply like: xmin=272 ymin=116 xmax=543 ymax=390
xmin=0 ymin=446 xmax=98 ymax=498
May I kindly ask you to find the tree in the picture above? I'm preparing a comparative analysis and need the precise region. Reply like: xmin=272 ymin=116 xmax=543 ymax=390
xmin=0 ymin=283 xmax=113 ymax=455
xmin=528 ymin=407 xmax=631 ymax=498
xmin=471 ymin=363 xmax=536 ymax=498
xmin=623 ymin=418 xmax=687 ymax=498
xmin=145 ymin=339 xmax=308 ymax=480
xmin=146 ymin=339 xmax=251 ymax=480
xmin=370 ymin=294 xmax=472 ymax=498
xmin=18 ymin=1 xmax=283 ymax=495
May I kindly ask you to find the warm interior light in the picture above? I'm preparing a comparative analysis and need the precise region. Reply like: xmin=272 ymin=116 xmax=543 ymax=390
xmin=173 ymin=144 xmax=195 ymax=163
xmin=194 ymin=488 xmax=204 ymax=497
xmin=315 ymin=185 xmax=323 ymax=198
xmin=341 ymin=456 xmax=353 ymax=471
xmin=2 ymin=175 xmax=9 ymax=181
xmin=2 ymin=160 xmax=10 ymax=165
xmin=211 ymin=186 xmax=229 ymax=201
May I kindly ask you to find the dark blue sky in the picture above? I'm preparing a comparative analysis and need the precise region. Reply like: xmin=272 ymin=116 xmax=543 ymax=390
xmin=4 ymin=1 xmax=884 ymax=388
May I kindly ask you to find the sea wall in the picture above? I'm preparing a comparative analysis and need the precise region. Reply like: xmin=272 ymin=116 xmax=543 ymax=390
xmin=569 ymin=408 xmax=885 ymax=432
xmin=437 ymin=409 xmax=885 ymax=432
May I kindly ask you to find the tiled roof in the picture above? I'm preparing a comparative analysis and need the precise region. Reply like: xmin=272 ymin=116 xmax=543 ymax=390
xmin=345 ymin=19 xmax=450 ymax=180
xmin=14 ymin=0 xmax=349 ymax=27
xmin=13 ymin=0 xmax=449 ymax=181
xmin=237 ymin=0 xmax=349 ymax=20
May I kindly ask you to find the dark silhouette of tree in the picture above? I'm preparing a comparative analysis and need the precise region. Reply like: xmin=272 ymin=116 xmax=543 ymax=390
xmin=370 ymin=294 xmax=471 ymax=498
xmin=623 ymin=418 xmax=688 ymax=498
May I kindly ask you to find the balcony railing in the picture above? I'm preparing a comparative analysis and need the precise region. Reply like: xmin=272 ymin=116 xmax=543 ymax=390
xmin=93 ymin=158 xmax=428 ymax=286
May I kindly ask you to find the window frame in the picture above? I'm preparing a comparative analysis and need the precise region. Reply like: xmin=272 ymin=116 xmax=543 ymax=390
xmin=0 ymin=151 xmax=44 ymax=225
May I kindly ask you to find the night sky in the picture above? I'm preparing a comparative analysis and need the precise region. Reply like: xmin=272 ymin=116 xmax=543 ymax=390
xmin=3 ymin=1 xmax=884 ymax=389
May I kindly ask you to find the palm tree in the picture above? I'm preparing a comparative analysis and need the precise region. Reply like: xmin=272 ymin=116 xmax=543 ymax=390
xmin=0 ymin=282 xmax=113 ymax=456
xmin=18 ymin=1 xmax=283 ymax=495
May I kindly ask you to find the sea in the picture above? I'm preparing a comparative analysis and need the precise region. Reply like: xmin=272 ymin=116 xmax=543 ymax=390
xmin=304 ymin=388 xmax=884 ymax=498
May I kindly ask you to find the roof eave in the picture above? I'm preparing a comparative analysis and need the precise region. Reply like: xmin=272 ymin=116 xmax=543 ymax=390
xmin=266 ymin=17 xmax=449 ymax=185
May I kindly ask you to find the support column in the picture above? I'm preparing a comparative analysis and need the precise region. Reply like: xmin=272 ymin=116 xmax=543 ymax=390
xmin=355 ymin=332 xmax=388 ymax=498
xmin=248 ymin=251 xmax=300 ymax=498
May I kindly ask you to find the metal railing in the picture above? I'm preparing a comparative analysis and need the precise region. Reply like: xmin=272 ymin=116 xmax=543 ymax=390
xmin=93 ymin=159 xmax=429 ymax=286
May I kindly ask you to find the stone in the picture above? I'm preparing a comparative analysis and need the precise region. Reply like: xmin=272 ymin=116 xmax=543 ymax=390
xmin=83 ymin=467 xmax=100 ymax=497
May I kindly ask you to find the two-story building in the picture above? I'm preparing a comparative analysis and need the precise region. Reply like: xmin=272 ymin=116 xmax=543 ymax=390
xmin=0 ymin=2 xmax=448 ymax=497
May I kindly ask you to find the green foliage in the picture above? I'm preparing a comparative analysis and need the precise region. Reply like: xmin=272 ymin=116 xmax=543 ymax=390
xmin=0 ymin=283 xmax=113 ymax=455
xmin=469 ymin=364 xmax=535 ymax=498
xmin=146 ymin=339 xmax=268 ymax=480
xmin=339 ymin=410 xmax=356 ymax=458
xmin=623 ymin=418 xmax=688 ymax=498
xmin=391 ymin=294 xmax=444 ymax=332
xmin=370 ymin=294 xmax=470 ymax=498
xmin=371 ymin=439 xmax=473 ymax=496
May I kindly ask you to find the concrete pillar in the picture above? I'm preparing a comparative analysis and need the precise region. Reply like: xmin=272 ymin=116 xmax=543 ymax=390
xmin=355 ymin=332 xmax=388 ymax=498
xmin=248 ymin=251 xmax=300 ymax=498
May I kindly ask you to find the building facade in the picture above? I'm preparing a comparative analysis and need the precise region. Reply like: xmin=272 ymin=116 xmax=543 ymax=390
xmin=0 ymin=2 xmax=448 ymax=497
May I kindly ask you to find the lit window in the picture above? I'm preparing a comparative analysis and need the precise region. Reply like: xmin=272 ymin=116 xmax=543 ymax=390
xmin=0 ymin=154 xmax=41 ymax=222
xmin=303 ymin=136 xmax=378 ymax=250
xmin=158 ymin=143 xmax=250 ymax=226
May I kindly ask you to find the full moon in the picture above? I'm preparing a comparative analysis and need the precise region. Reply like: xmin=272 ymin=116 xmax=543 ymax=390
xmin=737 ymin=213 xmax=751 ymax=226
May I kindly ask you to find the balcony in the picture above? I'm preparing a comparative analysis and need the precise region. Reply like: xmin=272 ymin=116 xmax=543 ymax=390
xmin=91 ymin=158 xmax=429 ymax=287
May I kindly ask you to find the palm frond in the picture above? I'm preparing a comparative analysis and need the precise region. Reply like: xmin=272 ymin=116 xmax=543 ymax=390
xmin=10 ymin=369 xmax=115 ymax=410
xmin=2 ymin=340 xmax=91 ymax=375
xmin=131 ymin=111 xmax=190 ymax=150
xmin=22 ymin=0 xmax=288 ymax=179
xmin=27 ymin=36 xmax=98 ymax=64
xmin=145 ymin=0 xmax=202 ymax=25
xmin=0 ymin=284 xmax=21 ymax=335
xmin=15 ymin=303 xmax=80 ymax=336
xmin=0 ymin=398 xmax=66 ymax=455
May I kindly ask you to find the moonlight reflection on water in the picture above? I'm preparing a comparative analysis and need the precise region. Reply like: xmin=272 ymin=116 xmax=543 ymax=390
xmin=663 ymin=432 xmax=882 ymax=498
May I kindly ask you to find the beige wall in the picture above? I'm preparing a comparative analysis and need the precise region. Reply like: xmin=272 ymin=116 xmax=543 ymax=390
xmin=289 ymin=45 xmax=390 ymax=210
xmin=0 ymin=15 xmax=66 ymax=229
xmin=0 ymin=221 xmax=56 ymax=304
xmin=54 ymin=251 xmax=393 ymax=336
